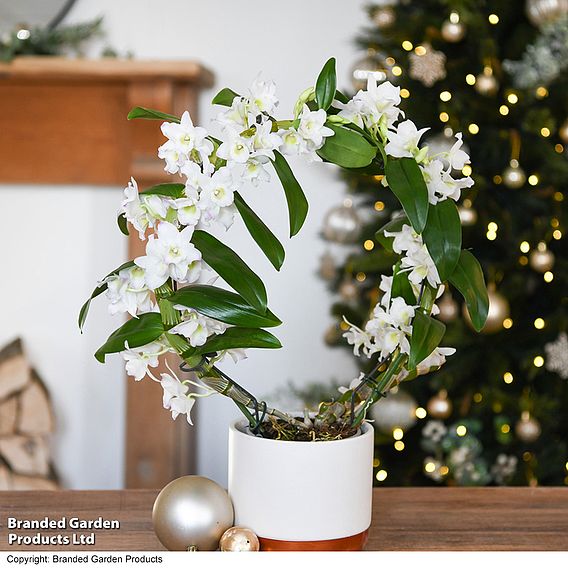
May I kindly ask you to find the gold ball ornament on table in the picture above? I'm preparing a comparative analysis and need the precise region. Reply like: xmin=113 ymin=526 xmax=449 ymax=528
xmin=370 ymin=388 xmax=417 ymax=433
xmin=529 ymin=242 xmax=555 ymax=273
xmin=465 ymin=283 xmax=510 ymax=333
xmin=515 ymin=411 xmax=541 ymax=443
xmin=475 ymin=68 xmax=499 ymax=96
xmin=426 ymin=390 xmax=453 ymax=419
xmin=502 ymin=159 xmax=526 ymax=188
xmin=526 ymin=0 xmax=568 ymax=28
xmin=322 ymin=200 xmax=362 ymax=244
xmin=220 ymin=527 xmax=260 ymax=552
xmin=152 ymin=476 xmax=234 ymax=551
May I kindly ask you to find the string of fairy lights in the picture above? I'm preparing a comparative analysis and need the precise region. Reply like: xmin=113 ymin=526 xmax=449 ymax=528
xmin=322 ymin=2 xmax=568 ymax=485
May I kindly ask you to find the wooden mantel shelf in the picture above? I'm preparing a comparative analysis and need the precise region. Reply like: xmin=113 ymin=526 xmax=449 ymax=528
xmin=0 ymin=57 xmax=214 ymax=85
xmin=0 ymin=488 xmax=567 ymax=551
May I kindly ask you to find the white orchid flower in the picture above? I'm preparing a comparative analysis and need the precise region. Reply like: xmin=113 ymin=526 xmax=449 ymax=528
xmin=248 ymin=76 xmax=279 ymax=115
xmin=106 ymin=266 xmax=154 ymax=317
xmin=385 ymin=119 xmax=429 ymax=159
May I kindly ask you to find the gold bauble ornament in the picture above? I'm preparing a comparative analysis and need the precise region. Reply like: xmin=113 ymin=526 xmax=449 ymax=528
xmin=152 ymin=476 xmax=234 ymax=551
xmin=475 ymin=68 xmax=499 ymax=96
xmin=441 ymin=20 xmax=466 ymax=42
xmin=437 ymin=292 xmax=459 ymax=323
xmin=458 ymin=205 xmax=478 ymax=226
xmin=559 ymin=119 xmax=568 ymax=143
xmin=526 ymin=0 xmax=568 ymax=28
xmin=426 ymin=390 xmax=453 ymax=419
xmin=515 ymin=411 xmax=541 ymax=443
xmin=502 ymin=159 xmax=526 ymax=189
xmin=529 ymin=242 xmax=555 ymax=273
xmin=322 ymin=201 xmax=362 ymax=244
xmin=465 ymin=283 xmax=510 ymax=334
xmin=373 ymin=6 xmax=396 ymax=29
xmin=220 ymin=527 xmax=260 ymax=552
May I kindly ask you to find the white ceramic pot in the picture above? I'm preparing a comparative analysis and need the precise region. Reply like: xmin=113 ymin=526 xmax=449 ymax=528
xmin=228 ymin=420 xmax=374 ymax=550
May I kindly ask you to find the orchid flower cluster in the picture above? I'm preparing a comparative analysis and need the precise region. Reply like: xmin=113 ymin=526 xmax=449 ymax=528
xmin=84 ymin=58 xmax=488 ymax=434
xmin=97 ymin=77 xmax=334 ymax=424
xmin=340 ymin=81 xmax=475 ymax=382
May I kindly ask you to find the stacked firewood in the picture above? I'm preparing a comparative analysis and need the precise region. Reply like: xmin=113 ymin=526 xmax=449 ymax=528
xmin=0 ymin=339 xmax=59 ymax=489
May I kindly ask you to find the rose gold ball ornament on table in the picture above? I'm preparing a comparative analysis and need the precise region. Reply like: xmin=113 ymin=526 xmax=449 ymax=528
xmin=529 ymin=242 xmax=555 ymax=273
xmin=220 ymin=526 xmax=260 ymax=552
xmin=152 ymin=476 xmax=234 ymax=551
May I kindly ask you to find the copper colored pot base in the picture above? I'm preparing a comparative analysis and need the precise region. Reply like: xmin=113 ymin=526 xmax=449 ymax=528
xmin=258 ymin=528 xmax=369 ymax=551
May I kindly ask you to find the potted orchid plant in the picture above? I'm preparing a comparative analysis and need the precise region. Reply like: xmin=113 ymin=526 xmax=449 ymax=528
xmin=80 ymin=58 xmax=488 ymax=550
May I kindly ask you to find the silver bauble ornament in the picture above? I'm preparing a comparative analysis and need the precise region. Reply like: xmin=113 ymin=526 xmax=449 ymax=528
xmin=426 ymin=390 xmax=453 ymax=419
xmin=458 ymin=205 xmax=478 ymax=226
xmin=152 ymin=476 xmax=234 ymax=551
xmin=339 ymin=279 xmax=359 ymax=302
xmin=475 ymin=69 xmax=499 ymax=96
xmin=529 ymin=242 xmax=555 ymax=272
xmin=526 ymin=0 xmax=568 ymax=28
xmin=437 ymin=293 xmax=459 ymax=323
xmin=373 ymin=6 xmax=396 ymax=28
xmin=322 ymin=201 xmax=362 ymax=244
xmin=559 ymin=119 xmax=568 ymax=143
xmin=464 ymin=284 xmax=510 ymax=333
xmin=370 ymin=388 xmax=417 ymax=433
xmin=502 ymin=160 xmax=526 ymax=188
xmin=515 ymin=412 xmax=541 ymax=443
xmin=318 ymin=251 xmax=336 ymax=281
xmin=220 ymin=527 xmax=260 ymax=552
xmin=441 ymin=19 xmax=466 ymax=42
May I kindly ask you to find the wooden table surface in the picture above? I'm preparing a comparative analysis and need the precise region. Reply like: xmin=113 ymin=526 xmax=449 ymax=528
xmin=0 ymin=488 xmax=567 ymax=551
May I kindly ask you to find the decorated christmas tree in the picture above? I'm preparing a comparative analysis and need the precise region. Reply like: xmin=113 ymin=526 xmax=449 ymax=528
xmin=320 ymin=0 xmax=568 ymax=486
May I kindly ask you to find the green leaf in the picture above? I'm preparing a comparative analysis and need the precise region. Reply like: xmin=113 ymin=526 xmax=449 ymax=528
xmin=234 ymin=193 xmax=285 ymax=270
xmin=408 ymin=311 xmax=446 ymax=370
xmin=315 ymin=57 xmax=337 ymax=111
xmin=449 ymin=250 xmax=489 ymax=332
xmin=385 ymin=157 xmax=429 ymax=233
xmin=117 ymin=213 xmax=129 ymax=236
xmin=271 ymin=151 xmax=309 ymax=237
xmin=422 ymin=199 xmax=462 ymax=281
xmin=375 ymin=215 xmax=409 ymax=252
xmin=127 ymin=107 xmax=180 ymax=122
xmin=212 ymin=87 xmax=240 ymax=107
xmin=334 ymin=89 xmax=349 ymax=104
xmin=317 ymin=123 xmax=377 ymax=168
xmin=169 ymin=285 xmax=281 ymax=328
xmin=141 ymin=183 xmax=186 ymax=199
xmin=95 ymin=313 xmax=164 ymax=363
xmin=193 ymin=327 xmax=281 ymax=356
xmin=391 ymin=263 xmax=416 ymax=305
xmin=78 ymin=261 xmax=135 ymax=331
xmin=192 ymin=230 xmax=267 ymax=314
